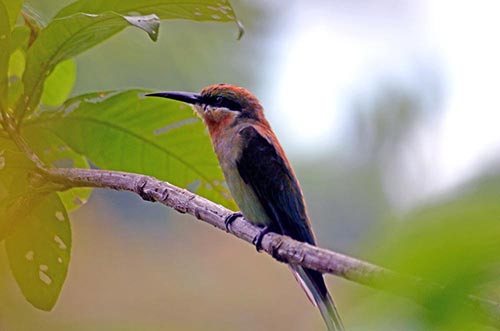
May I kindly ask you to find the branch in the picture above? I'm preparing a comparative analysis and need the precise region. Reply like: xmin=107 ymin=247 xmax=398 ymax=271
xmin=44 ymin=167 xmax=500 ymax=328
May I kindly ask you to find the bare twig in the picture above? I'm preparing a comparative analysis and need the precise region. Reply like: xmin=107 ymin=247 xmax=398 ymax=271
xmin=43 ymin=167 xmax=500 ymax=328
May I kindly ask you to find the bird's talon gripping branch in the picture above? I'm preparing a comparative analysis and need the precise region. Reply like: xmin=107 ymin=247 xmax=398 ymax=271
xmin=136 ymin=177 xmax=155 ymax=202
xmin=224 ymin=212 xmax=243 ymax=232
xmin=252 ymin=225 xmax=273 ymax=251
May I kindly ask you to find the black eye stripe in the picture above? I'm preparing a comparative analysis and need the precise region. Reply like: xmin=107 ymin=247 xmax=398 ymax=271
xmin=204 ymin=95 xmax=242 ymax=111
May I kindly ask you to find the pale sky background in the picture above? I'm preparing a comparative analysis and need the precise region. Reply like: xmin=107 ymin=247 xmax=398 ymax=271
xmin=265 ymin=0 xmax=500 ymax=202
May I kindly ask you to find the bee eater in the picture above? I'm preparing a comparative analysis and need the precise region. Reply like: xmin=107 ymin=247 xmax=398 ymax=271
xmin=146 ymin=84 xmax=344 ymax=331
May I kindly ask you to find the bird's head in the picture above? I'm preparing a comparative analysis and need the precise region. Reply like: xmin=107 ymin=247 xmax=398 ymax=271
xmin=146 ymin=84 xmax=266 ymax=131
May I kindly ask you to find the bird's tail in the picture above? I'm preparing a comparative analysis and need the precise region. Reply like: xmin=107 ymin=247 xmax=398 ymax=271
xmin=291 ymin=266 xmax=344 ymax=331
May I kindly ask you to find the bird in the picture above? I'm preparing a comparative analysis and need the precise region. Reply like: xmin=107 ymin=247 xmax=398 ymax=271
xmin=146 ymin=84 xmax=344 ymax=331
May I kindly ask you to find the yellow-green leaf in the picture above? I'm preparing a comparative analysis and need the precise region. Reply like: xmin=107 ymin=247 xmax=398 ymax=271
xmin=9 ymin=25 xmax=30 ymax=53
xmin=4 ymin=0 xmax=23 ymax=27
xmin=8 ymin=48 xmax=24 ymax=77
xmin=0 ymin=0 xmax=10 ymax=112
xmin=5 ymin=193 xmax=71 ymax=311
xmin=41 ymin=59 xmax=76 ymax=107
xmin=0 ymin=136 xmax=36 ymax=240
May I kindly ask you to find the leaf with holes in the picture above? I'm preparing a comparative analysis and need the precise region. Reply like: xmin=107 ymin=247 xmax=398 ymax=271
xmin=5 ymin=193 xmax=71 ymax=311
xmin=26 ymin=90 xmax=236 ymax=209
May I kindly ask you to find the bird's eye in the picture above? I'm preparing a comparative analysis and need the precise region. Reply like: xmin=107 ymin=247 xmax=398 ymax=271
xmin=215 ymin=96 xmax=224 ymax=106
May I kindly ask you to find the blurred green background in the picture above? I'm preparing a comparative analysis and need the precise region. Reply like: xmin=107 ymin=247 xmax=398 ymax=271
xmin=2 ymin=0 xmax=500 ymax=330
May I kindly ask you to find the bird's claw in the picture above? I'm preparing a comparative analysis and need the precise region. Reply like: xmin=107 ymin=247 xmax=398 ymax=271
xmin=224 ymin=212 xmax=243 ymax=232
xmin=252 ymin=225 xmax=273 ymax=252
xmin=137 ymin=177 xmax=155 ymax=202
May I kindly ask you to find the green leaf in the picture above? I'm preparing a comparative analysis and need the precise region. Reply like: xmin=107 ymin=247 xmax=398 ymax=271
xmin=0 ymin=0 xmax=10 ymax=112
xmin=364 ymin=180 xmax=500 ymax=330
xmin=41 ymin=59 xmax=76 ymax=107
xmin=8 ymin=49 xmax=25 ymax=111
xmin=0 ymin=136 xmax=34 ymax=197
xmin=7 ymin=76 xmax=22 ymax=110
xmin=56 ymin=0 xmax=240 ymax=23
xmin=9 ymin=25 xmax=30 ymax=53
xmin=22 ymin=126 xmax=92 ymax=211
xmin=18 ymin=12 xmax=161 ymax=120
xmin=8 ymin=48 xmax=24 ymax=77
xmin=4 ymin=0 xmax=23 ymax=27
xmin=57 ymin=185 xmax=91 ymax=212
xmin=18 ymin=0 xmax=241 ymax=121
xmin=57 ymin=0 xmax=244 ymax=39
xmin=5 ymin=192 xmax=71 ymax=311
xmin=0 ymin=136 xmax=36 ymax=240
xmin=26 ymin=90 xmax=236 ymax=209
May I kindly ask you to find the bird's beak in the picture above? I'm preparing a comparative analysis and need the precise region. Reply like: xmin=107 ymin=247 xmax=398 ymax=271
xmin=145 ymin=91 xmax=202 ymax=105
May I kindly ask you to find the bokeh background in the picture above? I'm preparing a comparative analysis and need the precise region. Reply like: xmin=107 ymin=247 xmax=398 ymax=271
xmin=2 ymin=0 xmax=500 ymax=330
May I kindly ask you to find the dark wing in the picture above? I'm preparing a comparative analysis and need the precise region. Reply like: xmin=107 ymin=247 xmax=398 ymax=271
xmin=238 ymin=126 xmax=330 ymax=300
xmin=236 ymin=126 xmax=315 ymax=245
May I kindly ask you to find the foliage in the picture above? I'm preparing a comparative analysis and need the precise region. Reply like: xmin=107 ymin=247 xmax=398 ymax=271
xmin=0 ymin=0 xmax=239 ymax=311
xmin=361 ymin=177 xmax=500 ymax=331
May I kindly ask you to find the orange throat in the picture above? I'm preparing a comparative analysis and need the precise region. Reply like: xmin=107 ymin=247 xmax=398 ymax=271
xmin=198 ymin=109 xmax=237 ymax=142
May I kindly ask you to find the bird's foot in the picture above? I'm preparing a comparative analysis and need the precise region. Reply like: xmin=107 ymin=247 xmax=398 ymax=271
xmin=252 ymin=225 xmax=273 ymax=252
xmin=136 ymin=177 xmax=155 ymax=202
xmin=224 ymin=212 xmax=243 ymax=232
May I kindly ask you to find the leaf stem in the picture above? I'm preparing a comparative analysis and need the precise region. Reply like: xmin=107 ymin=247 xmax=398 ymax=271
xmin=2 ymin=113 xmax=47 ymax=171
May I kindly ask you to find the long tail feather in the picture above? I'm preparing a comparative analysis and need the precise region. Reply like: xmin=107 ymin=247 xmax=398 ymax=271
xmin=291 ymin=266 xmax=344 ymax=331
